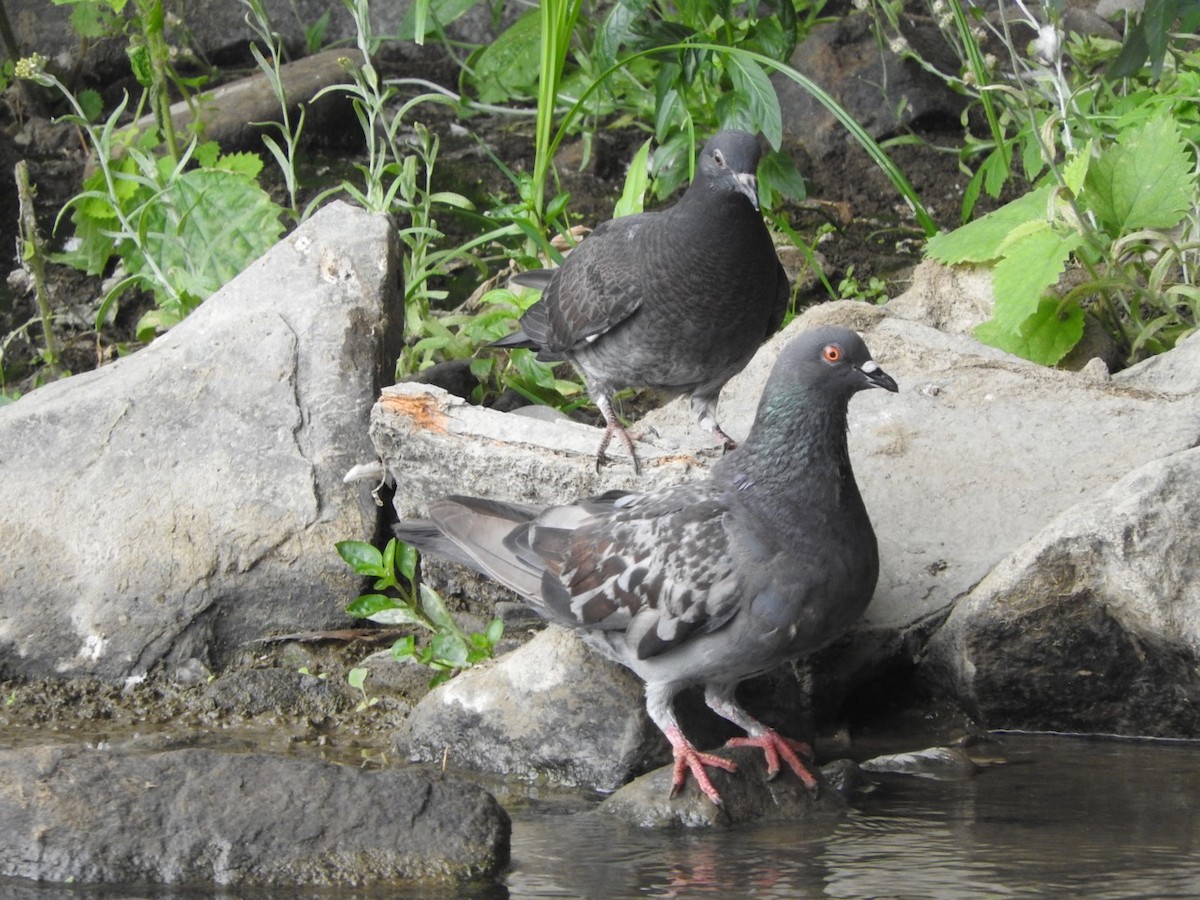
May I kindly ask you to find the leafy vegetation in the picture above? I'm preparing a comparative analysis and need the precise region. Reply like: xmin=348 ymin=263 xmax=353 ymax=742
xmin=874 ymin=0 xmax=1200 ymax=365
xmin=337 ymin=538 xmax=504 ymax=687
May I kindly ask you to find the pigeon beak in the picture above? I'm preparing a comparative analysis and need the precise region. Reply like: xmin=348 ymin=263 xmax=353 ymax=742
xmin=858 ymin=360 xmax=899 ymax=393
xmin=735 ymin=172 xmax=760 ymax=210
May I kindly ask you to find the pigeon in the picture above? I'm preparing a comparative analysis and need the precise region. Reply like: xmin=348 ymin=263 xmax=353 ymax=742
xmin=394 ymin=325 xmax=898 ymax=805
xmin=494 ymin=129 xmax=790 ymax=473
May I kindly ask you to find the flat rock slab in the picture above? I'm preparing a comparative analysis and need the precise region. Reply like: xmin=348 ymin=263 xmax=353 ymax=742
xmin=0 ymin=742 xmax=510 ymax=886
xmin=0 ymin=201 xmax=401 ymax=680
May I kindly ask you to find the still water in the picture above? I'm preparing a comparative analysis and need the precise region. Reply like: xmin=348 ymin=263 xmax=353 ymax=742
xmin=503 ymin=733 xmax=1200 ymax=899
xmin=4 ymin=733 xmax=1198 ymax=898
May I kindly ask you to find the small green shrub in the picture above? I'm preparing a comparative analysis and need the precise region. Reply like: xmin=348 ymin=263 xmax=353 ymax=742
xmin=337 ymin=538 xmax=504 ymax=687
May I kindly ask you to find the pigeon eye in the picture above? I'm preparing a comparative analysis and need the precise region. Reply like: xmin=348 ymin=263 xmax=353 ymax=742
xmin=713 ymin=149 xmax=726 ymax=167
xmin=822 ymin=344 xmax=842 ymax=363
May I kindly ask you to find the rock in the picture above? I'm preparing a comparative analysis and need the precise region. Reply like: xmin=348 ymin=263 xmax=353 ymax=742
xmin=0 ymin=201 xmax=402 ymax=680
xmin=774 ymin=13 xmax=966 ymax=159
xmin=0 ymin=741 xmax=509 ymax=886
xmin=920 ymin=444 xmax=1200 ymax=737
xmin=397 ymin=627 xmax=664 ymax=791
xmin=598 ymin=747 xmax=849 ymax=829
xmin=860 ymin=745 xmax=978 ymax=779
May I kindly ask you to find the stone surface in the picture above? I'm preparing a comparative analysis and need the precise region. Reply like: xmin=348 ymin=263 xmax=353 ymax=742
xmin=920 ymin=445 xmax=1200 ymax=736
xmin=0 ymin=201 xmax=401 ymax=680
xmin=774 ymin=13 xmax=966 ymax=159
xmin=599 ymin=748 xmax=849 ymax=829
xmin=397 ymin=627 xmax=664 ymax=792
xmin=0 ymin=741 xmax=509 ymax=886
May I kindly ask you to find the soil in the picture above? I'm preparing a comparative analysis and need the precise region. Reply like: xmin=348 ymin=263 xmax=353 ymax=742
xmin=0 ymin=42 xmax=981 ymax=743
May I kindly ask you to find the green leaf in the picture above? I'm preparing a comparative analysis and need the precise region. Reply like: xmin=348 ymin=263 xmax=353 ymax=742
xmin=391 ymin=634 xmax=416 ymax=660
xmin=926 ymin=186 xmax=1053 ymax=264
xmin=345 ymin=592 xmax=401 ymax=618
xmin=974 ymin=297 xmax=1084 ymax=365
xmin=419 ymin=583 xmax=458 ymax=633
xmin=1061 ymin=142 xmax=1092 ymax=196
xmin=758 ymin=148 xmax=806 ymax=207
xmin=430 ymin=631 xmax=471 ymax=668
xmin=467 ymin=9 xmax=542 ymax=104
xmin=347 ymin=667 xmax=369 ymax=690
xmin=612 ymin=138 xmax=652 ymax=218
xmin=991 ymin=222 xmax=1082 ymax=333
xmin=336 ymin=540 xmax=385 ymax=575
xmin=395 ymin=541 xmax=419 ymax=585
xmin=485 ymin=618 xmax=505 ymax=645
xmin=721 ymin=56 xmax=782 ymax=148
xmin=1083 ymin=113 xmax=1192 ymax=233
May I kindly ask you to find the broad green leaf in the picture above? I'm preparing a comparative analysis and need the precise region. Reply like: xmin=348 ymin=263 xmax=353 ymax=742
xmin=394 ymin=541 xmax=419 ymax=584
xmin=612 ymin=138 xmax=653 ymax=218
xmin=722 ymin=56 xmax=782 ymax=148
xmin=127 ymin=166 xmax=284 ymax=308
xmin=926 ymin=186 xmax=1053 ymax=264
xmin=430 ymin=632 xmax=470 ymax=668
xmin=466 ymin=9 xmax=541 ymax=104
xmin=1083 ymin=113 xmax=1192 ymax=233
xmin=391 ymin=634 xmax=416 ymax=660
xmin=336 ymin=540 xmax=384 ymax=574
xmin=485 ymin=618 xmax=505 ymax=645
xmin=344 ymin=592 xmax=401 ymax=618
xmin=758 ymin=149 xmax=806 ymax=207
xmin=216 ymin=151 xmax=265 ymax=179
xmin=974 ymin=298 xmax=1084 ymax=365
xmin=419 ymin=583 xmax=459 ymax=633
xmin=991 ymin=223 xmax=1082 ymax=333
xmin=347 ymin=667 xmax=369 ymax=690
xmin=1061 ymin=142 xmax=1093 ymax=196
xmin=365 ymin=605 xmax=430 ymax=628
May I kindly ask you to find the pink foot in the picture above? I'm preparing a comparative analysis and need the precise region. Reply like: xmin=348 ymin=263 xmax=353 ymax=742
xmin=727 ymin=729 xmax=819 ymax=792
xmin=665 ymin=726 xmax=738 ymax=805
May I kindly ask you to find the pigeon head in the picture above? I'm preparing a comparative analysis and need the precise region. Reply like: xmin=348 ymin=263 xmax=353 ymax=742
xmin=696 ymin=130 xmax=763 ymax=210
xmin=764 ymin=326 xmax=898 ymax=404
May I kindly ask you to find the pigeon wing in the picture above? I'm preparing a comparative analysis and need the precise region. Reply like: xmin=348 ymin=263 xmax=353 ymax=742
xmin=529 ymin=486 xmax=748 ymax=661
xmin=533 ymin=215 xmax=650 ymax=354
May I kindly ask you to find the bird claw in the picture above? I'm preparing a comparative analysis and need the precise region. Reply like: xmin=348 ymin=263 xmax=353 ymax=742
xmin=669 ymin=746 xmax=738 ymax=806
xmin=727 ymin=730 xmax=819 ymax=793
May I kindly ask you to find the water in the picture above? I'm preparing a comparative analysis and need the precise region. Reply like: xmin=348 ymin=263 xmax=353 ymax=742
xmin=4 ymin=733 xmax=1198 ymax=898
xmin=505 ymin=734 xmax=1200 ymax=899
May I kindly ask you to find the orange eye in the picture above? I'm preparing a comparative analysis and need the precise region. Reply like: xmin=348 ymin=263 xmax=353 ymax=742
xmin=822 ymin=344 xmax=842 ymax=362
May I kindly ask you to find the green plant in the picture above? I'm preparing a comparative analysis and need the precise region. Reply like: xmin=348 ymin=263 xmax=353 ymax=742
xmin=347 ymin=666 xmax=380 ymax=711
xmin=337 ymin=538 xmax=504 ymax=687
xmin=909 ymin=0 xmax=1200 ymax=364
xmin=17 ymin=44 xmax=284 ymax=342
xmin=838 ymin=264 xmax=889 ymax=305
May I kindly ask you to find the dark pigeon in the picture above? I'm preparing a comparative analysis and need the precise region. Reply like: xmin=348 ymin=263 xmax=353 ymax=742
xmin=494 ymin=129 xmax=790 ymax=473
xmin=395 ymin=326 xmax=898 ymax=805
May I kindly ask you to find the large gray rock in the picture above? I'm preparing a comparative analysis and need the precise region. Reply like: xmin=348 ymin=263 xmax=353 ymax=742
xmin=921 ymin=446 xmax=1200 ymax=736
xmin=398 ymin=627 xmax=664 ymax=791
xmin=0 ymin=201 xmax=401 ymax=680
xmin=0 ymin=741 xmax=509 ymax=885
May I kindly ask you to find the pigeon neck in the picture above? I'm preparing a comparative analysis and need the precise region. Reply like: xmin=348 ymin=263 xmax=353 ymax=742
xmin=716 ymin=388 xmax=858 ymax=507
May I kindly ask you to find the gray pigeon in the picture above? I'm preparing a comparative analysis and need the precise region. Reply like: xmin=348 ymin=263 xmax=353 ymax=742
xmin=394 ymin=326 xmax=898 ymax=805
xmin=494 ymin=129 xmax=790 ymax=473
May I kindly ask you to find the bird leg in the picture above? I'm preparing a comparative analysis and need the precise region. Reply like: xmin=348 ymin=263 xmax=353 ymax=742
xmin=595 ymin=393 xmax=641 ymax=474
xmin=704 ymin=682 xmax=819 ymax=793
xmin=691 ymin=396 xmax=737 ymax=452
xmin=664 ymin=725 xmax=739 ymax=806
xmin=646 ymin=682 xmax=736 ymax=805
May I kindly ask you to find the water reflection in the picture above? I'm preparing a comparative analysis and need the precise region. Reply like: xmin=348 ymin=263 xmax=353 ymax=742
xmin=507 ymin=735 xmax=1200 ymax=898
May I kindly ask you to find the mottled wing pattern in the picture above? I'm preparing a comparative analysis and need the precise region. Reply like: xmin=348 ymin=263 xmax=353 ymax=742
xmin=536 ymin=216 xmax=649 ymax=354
xmin=528 ymin=485 xmax=748 ymax=661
